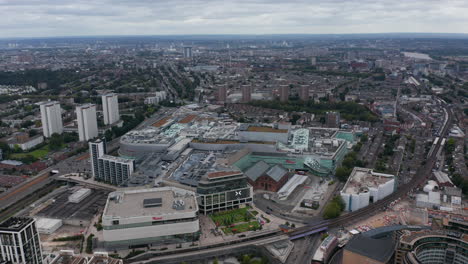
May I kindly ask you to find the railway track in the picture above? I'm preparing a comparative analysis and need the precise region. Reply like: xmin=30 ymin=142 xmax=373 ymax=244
xmin=291 ymin=105 xmax=453 ymax=237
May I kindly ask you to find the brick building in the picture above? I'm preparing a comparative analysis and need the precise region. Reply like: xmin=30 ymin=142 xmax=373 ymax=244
xmin=244 ymin=161 xmax=289 ymax=192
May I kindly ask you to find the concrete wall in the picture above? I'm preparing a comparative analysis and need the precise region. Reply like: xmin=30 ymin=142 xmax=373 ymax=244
xmin=239 ymin=131 xmax=288 ymax=144
xmin=103 ymin=220 xmax=199 ymax=243
xmin=189 ymin=142 xmax=276 ymax=152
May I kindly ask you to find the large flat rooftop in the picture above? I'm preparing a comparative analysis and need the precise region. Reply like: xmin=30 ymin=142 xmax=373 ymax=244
xmin=104 ymin=187 xmax=197 ymax=218
xmin=246 ymin=126 xmax=288 ymax=133
xmin=342 ymin=167 xmax=394 ymax=195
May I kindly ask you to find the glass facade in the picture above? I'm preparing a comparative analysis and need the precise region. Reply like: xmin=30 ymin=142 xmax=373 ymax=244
xmin=196 ymin=173 xmax=253 ymax=214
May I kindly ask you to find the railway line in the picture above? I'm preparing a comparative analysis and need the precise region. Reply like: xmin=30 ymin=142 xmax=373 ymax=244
xmin=128 ymin=106 xmax=452 ymax=263
xmin=290 ymin=105 xmax=453 ymax=239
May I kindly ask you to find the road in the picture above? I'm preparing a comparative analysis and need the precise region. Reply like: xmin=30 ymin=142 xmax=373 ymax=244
xmin=126 ymin=104 xmax=453 ymax=264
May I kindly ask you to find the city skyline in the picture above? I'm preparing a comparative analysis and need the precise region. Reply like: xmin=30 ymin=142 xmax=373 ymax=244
xmin=1 ymin=0 xmax=468 ymax=38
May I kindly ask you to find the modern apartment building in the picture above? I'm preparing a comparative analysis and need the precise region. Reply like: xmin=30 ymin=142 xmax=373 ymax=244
xmin=76 ymin=104 xmax=98 ymax=141
xmin=39 ymin=101 xmax=63 ymax=137
xmin=89 ymin=140 xmax=134 ymax=186
xmin=0 ymin=217 xmax=43 ymax=264
xmin=89 ymin=139 xmax=106 ymax=180
xmin=102 ymin=93 xmax=120 ymax=125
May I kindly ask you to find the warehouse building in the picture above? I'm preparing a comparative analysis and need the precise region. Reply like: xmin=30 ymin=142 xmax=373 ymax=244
xmin=35 ymin=217 xmax=62 ymax=234
xmin=102 ymin=187 xmax=199 ymax=249
xmin=68 ymin=188 xmax=92 ymax=203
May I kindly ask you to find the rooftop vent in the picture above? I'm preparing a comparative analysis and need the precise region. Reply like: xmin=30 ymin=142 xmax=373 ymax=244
xmin=172 ymin=200 xmax=185 ymax=210
xmin=143 ymin=198 xmax=162 ymax=208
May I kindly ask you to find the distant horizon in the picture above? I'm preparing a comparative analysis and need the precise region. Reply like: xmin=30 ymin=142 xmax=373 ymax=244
xmin=2 ymin=32 xmax=468 ymax=41
xmin=1 ymin=0 xmax=467 ymax=39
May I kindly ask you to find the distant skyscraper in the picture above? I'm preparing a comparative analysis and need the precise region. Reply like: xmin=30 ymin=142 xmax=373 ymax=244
xmin=217 ymin=84 xmax=227 ymax=103
xmin=241 ymin=85 xmax=251 ymax=103
xmin=76 ymin=104 xmax=98 ymax=141
xmin=39 ymin=101 xmax=63 ymax=137
xmin=326 ymin=111 xmax=341 ymax=128
xmin=183 ymin=47 xmax=193 ymax=58
xmin=299 ymin=85 xmax=310 ymax=101
xmin=279 ymin=85 xmax=289 ymax=102
xmin=0 ymin=217 xmax=43 ymax=264
xmin=311 ymin=57 xmax=317 ymax=66
xmin=102 ymin=93 xmax=120 ymax=125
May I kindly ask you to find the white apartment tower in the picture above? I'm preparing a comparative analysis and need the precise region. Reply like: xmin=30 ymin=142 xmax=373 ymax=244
xmin=102 ymin=93 xmax=120 ymax=125
xmin=0 ymin=217 xmax=43 ymax=264
xmin=39 ymin=101 xmax=63 ymax=137
xmin=76 ymin=104 xmax=98 ymax=141
xmin=89 ymin=139 xmax=106 ymax=180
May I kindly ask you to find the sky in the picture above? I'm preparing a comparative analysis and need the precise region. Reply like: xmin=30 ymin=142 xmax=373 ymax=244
xmin=1 ymin=0 xmax=468 ymax=38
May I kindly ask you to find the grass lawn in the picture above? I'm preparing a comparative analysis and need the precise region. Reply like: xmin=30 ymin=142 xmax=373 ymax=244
xmin=210 ymin=207 xmax=254 ymax=227
xmin=222 ymin=221 xmax=261 ymax=235
xmin=11 ymin=146 xmax=50 ymax=159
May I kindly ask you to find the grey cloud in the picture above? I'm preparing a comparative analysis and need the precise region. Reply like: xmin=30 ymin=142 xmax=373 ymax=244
xmin=0 ymin=0 xmax=467 ymax=38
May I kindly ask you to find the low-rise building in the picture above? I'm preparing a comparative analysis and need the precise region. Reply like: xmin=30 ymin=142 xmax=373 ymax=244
xmin=245 ymin=161 xmax=290 ymax=192
xmin=102 ymin=187 xmax=199 ymax=249
xmin=4 ymin=132 xmax=44 ymax=151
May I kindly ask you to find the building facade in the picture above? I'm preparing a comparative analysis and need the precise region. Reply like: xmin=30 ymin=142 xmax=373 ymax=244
xmin=39 ymin=101 xmax=63 ymax=137
xmin=90 ymin=139 xmax=106 ymax=180
xmin=76 ymin=104 xmax=98 ymax=141
xmin=299 ymin=85 xmax=310 ymax=101
xmin=6 ymin=133 xmax=44 ymax=151
xmin=217 ymin=84 xmax=227 ymax=103
xmin=102 ymin=187 xmax=199 ymax=249
xmin=89 ymin=140 xmax=133 ymax=186
xmin=279 ymin=84 xmax=289 ymax=102
xmin=97 ymin=156 xmax=134 ymax=186
xmin=197 ymin=170 xmax=253 ymax=214
xmin=183 ymin=47 xmax=193 ymax=58
xmin=0 ymin=217 xmax=43 ymax=264
xmin=245 ymin=161 xmax=290 ymax=192
xmin=395 ymin=219 xmax=468 ymax=264
xmin=340 ymin=167 xmax=395 ymax=212
xmin=325 ymin=111 xmax=341 ymax=128
xmin=102 ymin=93 xmax=120 ymax=125
xmin=241 ymin=85 xmax=251 ymax=103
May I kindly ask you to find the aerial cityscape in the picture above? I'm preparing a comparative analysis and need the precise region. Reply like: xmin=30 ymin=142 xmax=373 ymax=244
xmin=0 ymin=1 xmax=467 ymax=264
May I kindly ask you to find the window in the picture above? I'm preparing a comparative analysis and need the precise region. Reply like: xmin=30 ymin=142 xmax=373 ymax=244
xmin=112 ymin=220 xmax=119 ymax=225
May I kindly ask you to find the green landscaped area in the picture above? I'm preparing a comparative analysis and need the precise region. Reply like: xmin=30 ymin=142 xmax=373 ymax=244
xmin=11 ymin=146 xmax=50 ymax=159
xmin=209 ymin=207 xmax=263 ymax=234
xmin=210 ymin=207 xmax=253 ymax=227
xmin=222 ymin=221 xmax=261 ymax=235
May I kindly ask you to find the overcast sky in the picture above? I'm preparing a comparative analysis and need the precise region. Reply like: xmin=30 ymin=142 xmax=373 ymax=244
xmin=1 ymin=0 xmax=468 ymax=38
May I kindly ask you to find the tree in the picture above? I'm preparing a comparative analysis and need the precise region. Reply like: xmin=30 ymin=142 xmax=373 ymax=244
xmin=28 ymin=130 xmax=38 ymax=137
xmin=241 ymin=254 xmax=252 ymax=264
xmin=323 ymin=196 xmax=345 ymax=219
xmin=323 ymin=202 xmax=341 ymax=219
xmin=335 ymin=167 xmax=351 ymax=182
xmin=49 ymin=133 xmax=64 ymax=150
